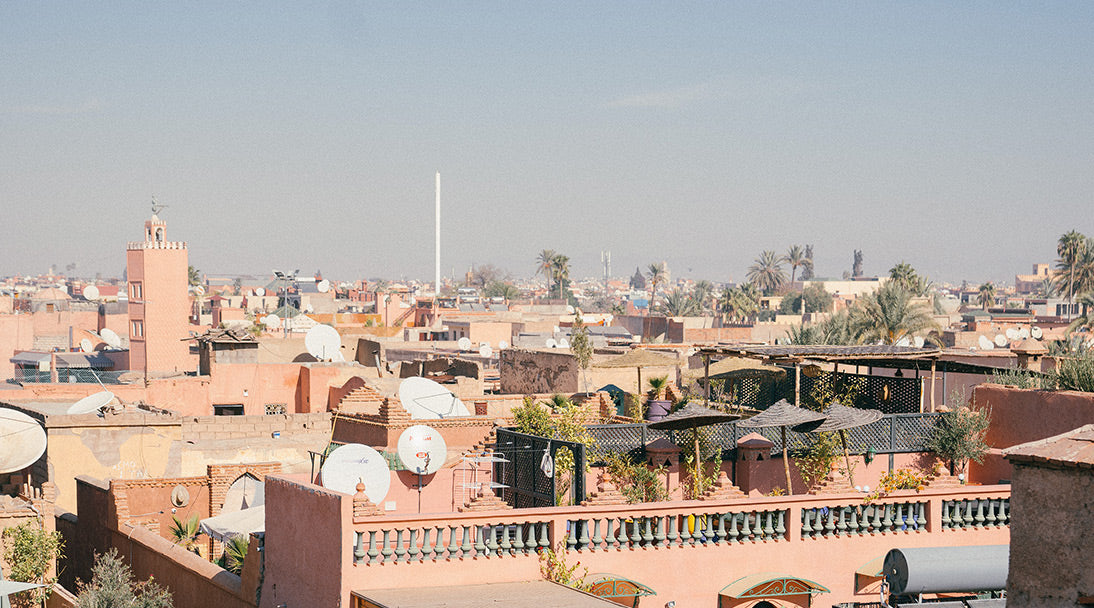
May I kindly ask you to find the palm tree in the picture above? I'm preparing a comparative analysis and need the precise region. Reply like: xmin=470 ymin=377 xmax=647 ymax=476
xmin=747 ymin=251 xmax=787 ymax=296
xmin=1066 ymin=291 xmax=1094 ymax=333
xmin=536 ymin=250 xmax=557 ymax=298
xmin=169 ymin=514 xmax=201 ymax=554
xmin=551 ymin=254 xmax=571 ymax=299
xmin=662 ymin=289 xmax=701 ymax=316
xmin=647 ymin=263 xmax=666 ymax=308
xmin=978 ymin=282 xmax=996 ymax=311
xmin=222 ymin=535 xmax=249 ymax=575
xmin=692 ymin=280 xmax=714 ymax=314
xmin=782 ymin=245 xmax=809 ymax=285
xmin=718 ymin=286 xmax=759 ymax=323
xmin=1054 ymin=231 xmax=1087 ymax=321
xmin=889 ymin=262 xmax=917 ymax=290
xmin=787 ymin=310 xmax=855 ymax=345
xmin=850 ymin=282 xmax=940 ymax=345
xmin=187 ymin=265 xmax=201 ymax=287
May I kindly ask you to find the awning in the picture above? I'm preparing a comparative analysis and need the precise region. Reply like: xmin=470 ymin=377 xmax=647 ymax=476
xmin=9 ymin=351 xmax=114 ymax=369
xmin=856 ymin=555 xmax=886 ymax=590
xmin=719 ymin=573 xmax=830 ymax=599
xmin=199 ymin=505 xmax=264 ymax=542
xmin=1 ymin=579 xmax=43 ymax=599
xmin=353 ymin=581 xmax=620 ymax=607
xmin=586 ymin=574 xmax=656 ymax=605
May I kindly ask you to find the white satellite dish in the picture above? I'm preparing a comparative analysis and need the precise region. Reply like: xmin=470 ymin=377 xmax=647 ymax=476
xmin=1031 ymin=326 xmax=1043 ymax=339
xmin=566 ymin=305 xmax=575 ymax=314
xmin=397 ymin=425 xmax=447 ymax=475
xmin=397 ymin=377 xmax=472 ymax=419
xmin=553 ymin=326 xmax=561 ymax=334
xmin=320 ymin=443 xmax=391 ymax=503
xmin=0 ymin=408 xmax=47 ymax=474
xmin=331 ymin=351 xmax=345 ymax=362
xmin=978 ymin=335 xmax=994 ymax=350
xmin=192 ymin=284 xmax=206 ymax=296
xmin=994 ymin=334 xmax=1007 ymax=347
xmin=479 ymin=344 xmax=493 ymax=359
xmin=67 ymin=391 xmax=115 ymax=415
xmin=263 ymin=315 xmax=281 ymax=329
xmin=894 ymin=336 xmax=911 ymax=347
xmin=913 ymin=336 xmax=925 ymax=348
xmin=305 ymin=325 xmax=341 ymax=360
xmin=1005 ymin=328 xmax=1018 ymax=340
xmin=317 ymin=279 xmax=331 ymax=293
xmin=100 ymin=328 xmax=122 ymax=349
xmin=558 ymin=338 xmax=570 ymax=348
xmin=498 ymin=340 xmax=509 ymax=350
xmin=254 ymin=287 xmax=266 ymax=297
xmin=1018 ymin=326 xmax=1030 ymax=339
xmin=457 ymin=337 xmax=472 ymax=351
xmin=83 ymin=285 xmax=100 ymax=301
xmin=80 ymin=338 xmax=94 ymax=353
xmin=545 ymin=338 xmax=558 ymax=349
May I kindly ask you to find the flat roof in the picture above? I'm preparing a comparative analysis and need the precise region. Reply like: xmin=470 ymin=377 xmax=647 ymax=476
xmin=352 ymin=581 xmax=620 ymax=608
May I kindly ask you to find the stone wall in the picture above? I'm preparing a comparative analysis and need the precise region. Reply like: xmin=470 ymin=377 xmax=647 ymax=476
xmin=181 ymin=412 xmax=331 ymax=441
xmin=498 ymin=348 xmax=578 ymax=394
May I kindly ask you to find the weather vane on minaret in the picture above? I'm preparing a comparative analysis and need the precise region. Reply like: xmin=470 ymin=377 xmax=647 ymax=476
xmin=151 ymin=195 xmax=168 ymax=218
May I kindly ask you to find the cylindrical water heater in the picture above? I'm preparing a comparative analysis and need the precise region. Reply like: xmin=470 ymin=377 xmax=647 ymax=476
xmin=884 ymin=545 xmax=1009 ymax=594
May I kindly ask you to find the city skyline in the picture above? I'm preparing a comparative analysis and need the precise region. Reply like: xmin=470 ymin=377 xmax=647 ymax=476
xmin=3 ymin=4 xmax=1093 ymax=284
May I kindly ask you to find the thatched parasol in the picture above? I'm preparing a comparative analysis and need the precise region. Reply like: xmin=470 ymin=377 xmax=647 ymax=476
xmin=738 ymin=399 xmax=826 ymax=494
xmin=648 ymin=402 xmax=740 ymax=493
xmin=594 ymin=349 xmax=678 ymax=402
xmin=792 ymin=402 xmax=883 ymax=487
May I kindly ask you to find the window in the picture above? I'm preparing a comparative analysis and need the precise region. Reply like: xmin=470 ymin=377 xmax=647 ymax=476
xmin=213 ymin=404 xmax=244 ymax=416
xmin=264 ymin=403 xmax=287 ymax=415
xmin=131 ymin=320 xmax=144 ymax=338
xmin=130 ymin=282 xmax=143 ymax=300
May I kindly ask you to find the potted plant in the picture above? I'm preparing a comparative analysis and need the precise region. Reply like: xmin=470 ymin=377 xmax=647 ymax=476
xmin=646 ymin=375 xmax=671 ymax=421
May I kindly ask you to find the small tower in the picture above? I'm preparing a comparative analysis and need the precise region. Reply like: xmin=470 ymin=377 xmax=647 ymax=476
xmin=126 ymin=201 xmax=191 ymax=376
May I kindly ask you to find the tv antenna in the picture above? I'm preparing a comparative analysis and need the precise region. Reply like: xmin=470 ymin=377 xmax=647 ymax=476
xmin=319 ymin=443 xmax=391 ymax=503
xmin=150 ymin=196 xmax=168 ymax=217
xmin=0 ymin=408 xmax=48 ymax=475
xmin=397 ymin=425 xmax=447 ymax=513
xmin=397 ymin=377 xmax=471 ymax=419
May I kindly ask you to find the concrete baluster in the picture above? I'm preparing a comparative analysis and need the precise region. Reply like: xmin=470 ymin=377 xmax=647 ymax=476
xmin=836 ymin=507 xmax=848 ymax=536
xmin=380 ymin=530 xmax=393 ymax=562
xmin=461 ymin=525 xmax=473 ymax=557
xmin=974 ymin=499 xmax=985 ymax=527
xmin=964 ymin=499 xmax=974 ymax=528
xmin=394 ymin=529 xmax=407 ymax=562
xmin=474 ymin=525 xmax=488 ymax=556
xmin=642 ymin=517 xmax=654 ymax=547
xmin=500 ymin=524 xmax=513 ymax=555
xmin=848 ymin=507 xmax=860 ymax=535
xmin=578 ymin=519 xmax=591 ymax=551
xmin=666 ymin=515 xmax=680 ymax=546
xmin=514 ymin=522 xmax=526 ymax=554
xmin=590 ymin=519 xmax=603 ymax=551
xmin=630 ymin=518 xmax=642 ymax=546
xmin=655 ymin=516 xmax=667 ymax=547
xmin=763 ymin=511 xmax=775 ymax=540
xmin=985 ymin=500 xmax=997 ymax=526
xmin=801 ymin=509 xmax=814 ymax=537
xmin=940 ymin=501 xmax=951 ymax=528
xmin=603 ymin=519 xmax=616 ymax=549
xmin=407 ymin=529 xmax=420 ymax=562
xmin=824 ymin=508 xmax=836 ymax=537
xmin=727 ymin=512 xmax=740 ymax=543
xmin=617 ymin=518 xmax=630 ymax=547
xmin=740 ymin=511 xmax=753 ymax=541
xmin=367 ymin=531 xmax=380 ymax=563
xmin=997 ymin=499 xmax=1008 ymax=525
xmin=538 ymin=522 xmax=550 ymax=551
xmin=486 ymin=525 xmax=500 ymax=555
xmin=716 ymin=514 xmax=727 ymax=544
xmin=774 ymin=510 xmax=786 ymax=539
xmin=434 ymin=527 xmax=446 ymax=559
xmin=915 ymin=502 xmax=927 ymax=529
xmin=354 ymin=532 xmax=366 ymax=564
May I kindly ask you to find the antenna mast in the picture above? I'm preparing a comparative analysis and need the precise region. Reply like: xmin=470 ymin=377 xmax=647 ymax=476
xmin=434 ymin=172 xmax=441 ymax=296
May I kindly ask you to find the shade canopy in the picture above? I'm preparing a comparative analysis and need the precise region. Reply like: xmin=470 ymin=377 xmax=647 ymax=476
xmin=719 ymin=573 xmax=830 ymax=599
xmin=593 ymin=349 xmax=677 ymax=369
xmin=792 ymin=401 xmax=883 ymax=433
xmin=0 ymin=579 xmax=43 ymax=600
xmin=738 ymin=399 xmax=825 ymax=429
xmin=696 ymin=357 xmax=787 ymax=381
xmin=200 ymin=505 xmax=265 ymax=542
xmin=647 ymin=402 xmax=740 ymax=431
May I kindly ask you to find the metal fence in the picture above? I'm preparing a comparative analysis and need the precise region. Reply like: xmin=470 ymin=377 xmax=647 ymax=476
xmin=584 ymin=412 xmax=941 ymax=462
xmin=7 ymin=369 xmax=132 ymax=385
xmin=494 ymin=429 xmax=587 ymax=508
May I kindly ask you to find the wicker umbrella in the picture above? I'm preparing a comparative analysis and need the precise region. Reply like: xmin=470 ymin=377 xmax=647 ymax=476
xmin=738 ymin=399 xmax=826 ymax=494
xmin=792 ymin=402 xmax=883 ymax=487
xmin=648 ymin=402 xmax=740 ymax=492
xmin=594 ymin=349 xmax=678 ymax=406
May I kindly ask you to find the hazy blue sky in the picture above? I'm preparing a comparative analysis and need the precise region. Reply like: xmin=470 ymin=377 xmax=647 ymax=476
xmin=2 ymin=3 xmax=1092 ymax=286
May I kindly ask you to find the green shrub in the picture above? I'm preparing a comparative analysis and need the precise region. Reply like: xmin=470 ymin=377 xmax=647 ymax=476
xmin=1052 ymin=349 xmax=1094 ymax=392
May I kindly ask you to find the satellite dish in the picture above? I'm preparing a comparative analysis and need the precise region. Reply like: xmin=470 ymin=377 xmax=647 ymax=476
xmin=254 ymin=287 xmax=266 ymax=297
xmin=100 ymin=328 xmax=122 ymax=349
xmin=397 ymin=425 xmax=447 ymax=475
xmin=553 ymin=326 xmax=561 ymax=334
xmin=192 ymin=284 xmax=206 ymax=296
xmin=263 ymin=315 xmax=280 ymax=329
xmin=558 ymin=338 xmax=570 ymax=348
xmin=545 ymin=338 xmax=558 ymax=349
xmin=913 ymin=336 xmax=925 ymax=348
xmin=317 ymin=279 xmax=331 ymax=293
xmin=331 ymin=351 xmax=346 ymax=362
xmin=0 ymin=408 xmax=47 ymax=474
xmin=1031 ymin=326 xmax=1043 ymax=339
xmin=894 ymin=336 xmax=911 ymax=347
xmin=170 ymin=485 xmax=191 ymax=508
xmin=1005 ymin=328 xmax=1017 ymax=340
xmin=994 ymin=334 xmax=1007 ymax=347
xmin=479 ymin=344 xmax=493 ymax=359
xmin=566 ymin=305 xmax=575 ymax=314
xmin=1018 ymin=326 xmax=1030 ymax=339
xmin=80 ymin=338 xmax=94 ymax=353
xmin=457 ymin=337 xmax=472 ymax=351
xmin=498 ymin=340 xmax=509 ymax=350
xmin=67 ymin=390 xmax=115 ymax=415
xmin=305 ymin=325 xmax=341 ymax=360
xmin=397 ymin=377 xmax=471 ymax=419
xmin=83 ymin=285 xmax=100 ymax=301
xmin=320 ymin=443 xmax=391 ymax=503
xmin=978 ymin=335 xmax=994 ymax=350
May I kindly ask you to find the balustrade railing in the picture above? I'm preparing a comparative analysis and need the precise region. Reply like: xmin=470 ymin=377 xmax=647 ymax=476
xmin=350 ymin=487 xmax=1011 ymax=567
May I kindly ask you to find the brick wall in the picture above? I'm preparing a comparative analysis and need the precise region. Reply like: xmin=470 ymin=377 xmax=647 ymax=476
xmin=181 ymin=412 xmax=331 ymax=441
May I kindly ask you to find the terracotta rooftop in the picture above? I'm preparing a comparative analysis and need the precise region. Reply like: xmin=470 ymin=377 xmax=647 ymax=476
xmin=1004 ymin=424 xmax=1094 ymax=470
